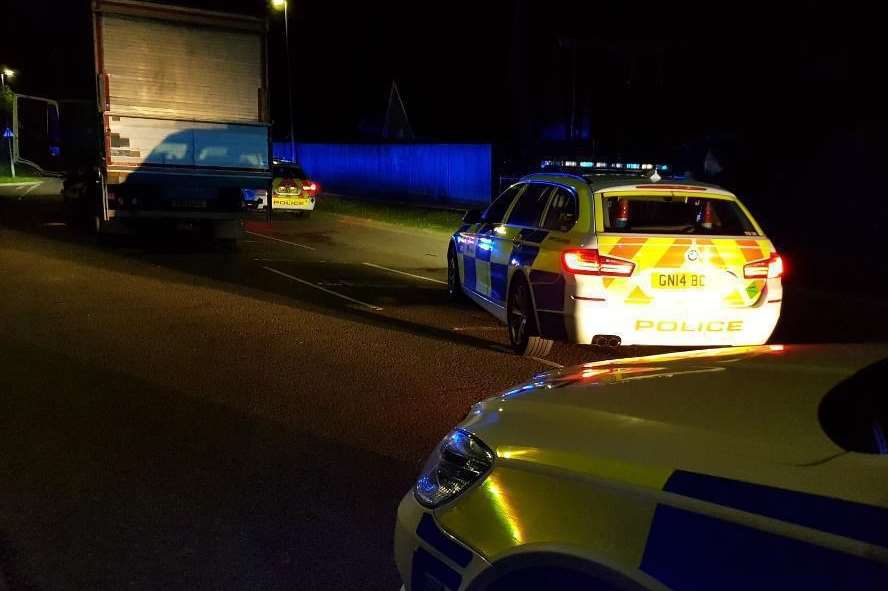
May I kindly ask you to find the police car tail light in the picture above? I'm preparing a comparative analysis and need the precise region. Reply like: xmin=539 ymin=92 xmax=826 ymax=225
xmin=744 ymin=254 xmax=784 ymax=279
xmin=562 ymin=248 xmax=635 ymax=277
xmin=415 ymin=429 xmax=494 ymax=508
xmin=302 ymin=181 xmax=320 ymax=197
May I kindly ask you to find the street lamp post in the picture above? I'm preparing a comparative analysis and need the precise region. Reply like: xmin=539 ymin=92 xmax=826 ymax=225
xmin=1 ymin=67 xmax=15 ymax=177
xmin=272 ymin=0 xmax=296 ymax=163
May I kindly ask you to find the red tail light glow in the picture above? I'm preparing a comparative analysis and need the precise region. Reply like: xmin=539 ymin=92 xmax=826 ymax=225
xmin=302 ymin=181 xmax=320 ymax=197
xmin=744 ymin=254 xmax=784 ymax=279
xmin=562 ymin=248 xmax=635 ymax=277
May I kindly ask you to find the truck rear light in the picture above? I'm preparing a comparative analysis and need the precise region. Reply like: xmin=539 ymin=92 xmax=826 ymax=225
xmin=562 ymin=248 xmax=635 ymax=277
xmin=302 ymin=181 xmax=319 ymax=197
xmin=744 ymin=253 xmax=784 ymax=279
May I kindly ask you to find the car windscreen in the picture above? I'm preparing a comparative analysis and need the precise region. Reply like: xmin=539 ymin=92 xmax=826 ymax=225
xmin=273 ymin=165 xmax=307 ymax=179
xmin=601 ymin=195 xmax=759 ymax=236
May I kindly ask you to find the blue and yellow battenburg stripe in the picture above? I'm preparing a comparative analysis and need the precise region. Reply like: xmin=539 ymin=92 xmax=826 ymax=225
xmin=456 ymin=225 xmax=550 ymax=306
xmin=641 ymin=470 xmax=888 ymax=589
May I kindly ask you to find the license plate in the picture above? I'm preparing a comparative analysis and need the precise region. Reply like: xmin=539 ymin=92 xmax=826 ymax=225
xmin=273 ymin=197 xmax=309 ymax=208
xmin=651 ymin=272 xmax=706 ymax=290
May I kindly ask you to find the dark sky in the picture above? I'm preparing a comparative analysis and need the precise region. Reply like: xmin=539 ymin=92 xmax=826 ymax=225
xmin=3 ymin=0 xmax=886 ymax=243
xmin=2 ymin=1 xmax=884 ymax=167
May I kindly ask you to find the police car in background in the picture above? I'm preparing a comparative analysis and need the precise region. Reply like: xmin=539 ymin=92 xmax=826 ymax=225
xmin=447 ymin=162 xmax=783 ymax=356
xmin=243 ymin=160 xmax=320 ymax=216
xmin=395 ymin=344 xmax=888 ymax=591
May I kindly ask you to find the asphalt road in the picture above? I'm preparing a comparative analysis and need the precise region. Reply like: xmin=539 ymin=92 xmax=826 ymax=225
xmin=1 ymin=190 xmax=886 ymax=590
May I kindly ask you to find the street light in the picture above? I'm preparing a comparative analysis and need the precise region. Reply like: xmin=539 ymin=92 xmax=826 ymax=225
xmin=271 ymin=0 xmax=295 ymax=164
xmin=0 ymin=67 xmax=14 ymax=89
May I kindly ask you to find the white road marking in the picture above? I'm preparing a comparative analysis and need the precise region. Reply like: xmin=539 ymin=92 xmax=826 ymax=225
xmin=262 ymin=266 xmax=383 ymax=311
xmin=362 ymin=262 xmax=447 ymax=285
xmin=246 ymin=231 xmax=315 ymax=251
xmin=529 ymin=356 xmax=564 ymax=369
xmin=19 ymin=184 xmax=40 ymax=197
xmin=41 ymin=222 xmax=67 ymax=227
xmin=452 ymin=326 xmax=501 ymax=332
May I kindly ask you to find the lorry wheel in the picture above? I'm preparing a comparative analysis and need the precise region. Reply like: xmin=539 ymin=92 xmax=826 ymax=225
xmin=219 ymin=238 xmax=238 ymax=252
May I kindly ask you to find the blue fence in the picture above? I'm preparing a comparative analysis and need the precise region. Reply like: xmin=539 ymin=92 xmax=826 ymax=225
xmin=273 ymin=143 xmax=492 ymax=206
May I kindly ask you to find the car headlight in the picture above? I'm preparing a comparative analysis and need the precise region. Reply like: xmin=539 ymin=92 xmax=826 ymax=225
xmin=415 ymin=429 xmax=495 ymax=508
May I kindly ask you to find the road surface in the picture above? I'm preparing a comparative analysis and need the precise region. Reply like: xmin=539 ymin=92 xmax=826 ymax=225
xmin=1 ymin=191 xmax=886 ymax=589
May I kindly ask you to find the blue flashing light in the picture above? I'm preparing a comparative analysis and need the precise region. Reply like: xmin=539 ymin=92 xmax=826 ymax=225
xmin=657 ymin=164 xmax=670 ymax=172
xmin=579 ymin=161 xmax=594 ymax=168
xmin=626 ymin=163 xmax=641 ymax=170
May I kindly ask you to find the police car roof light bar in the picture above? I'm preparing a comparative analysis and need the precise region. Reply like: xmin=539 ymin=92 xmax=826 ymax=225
xmin=541 ymin=160 xmax=671 ymax=176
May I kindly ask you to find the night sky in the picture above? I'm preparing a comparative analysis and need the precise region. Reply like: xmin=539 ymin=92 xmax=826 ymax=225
xmin=2 ymin=0 xmax=886 ymax=242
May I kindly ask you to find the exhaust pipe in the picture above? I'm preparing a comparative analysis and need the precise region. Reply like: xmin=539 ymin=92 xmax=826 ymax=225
xmin=592 ymin=335 xmax=622 ymax=348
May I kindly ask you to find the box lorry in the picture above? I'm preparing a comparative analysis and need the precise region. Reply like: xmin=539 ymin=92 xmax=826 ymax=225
xmin=63 ymin=0 xmax=271 ymax=242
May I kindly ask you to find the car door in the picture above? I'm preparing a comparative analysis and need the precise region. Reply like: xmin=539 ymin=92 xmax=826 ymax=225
xmin=529 ymin=185 xmax=579 ymax=339
xmin=460 ymin=184 xmax=524 ymax=303
xmin=498 ymin=183 xmax=556 ymax=308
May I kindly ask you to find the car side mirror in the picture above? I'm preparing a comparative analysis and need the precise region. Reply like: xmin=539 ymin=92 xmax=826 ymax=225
xmin=462 ymin=209 xmax=482 ymax=224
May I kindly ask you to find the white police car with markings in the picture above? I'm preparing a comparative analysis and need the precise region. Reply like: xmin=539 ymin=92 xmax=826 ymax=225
xmin=395 ymin=344 xmax=888 ymax=591
xmin=447 ymin=162 xmax=783 ymax=356
xmin=243 ymin=160 xmax=320 ymax=215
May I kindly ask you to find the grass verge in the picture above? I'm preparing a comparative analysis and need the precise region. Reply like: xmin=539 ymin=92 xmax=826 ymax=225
xmin=0 ymin=176 xmax=43 ymax=185
xmin=317 ymin=194 xmax=467 ymax=233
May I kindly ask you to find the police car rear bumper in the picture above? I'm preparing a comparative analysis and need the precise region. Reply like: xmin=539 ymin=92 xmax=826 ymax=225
xmin=395 ymin=492 xmax=490 ymax=591
xmin=568 ymin=299 xmax=782 ymax=347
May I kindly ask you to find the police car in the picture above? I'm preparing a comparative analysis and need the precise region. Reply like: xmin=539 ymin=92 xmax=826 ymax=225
xmin=243 ymin=160 xmax=320 ymax=215
xmin=447 ymin=162 xmax=783 ymax=356
xmin=395 ymin=344 xmax=888 ymax=591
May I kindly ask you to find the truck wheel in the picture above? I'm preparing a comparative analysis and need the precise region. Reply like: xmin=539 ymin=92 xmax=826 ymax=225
xmin=507 ymin=277 xmax=553 ymax=357
xmin=219 ymin=238 xmax=238 ymax=252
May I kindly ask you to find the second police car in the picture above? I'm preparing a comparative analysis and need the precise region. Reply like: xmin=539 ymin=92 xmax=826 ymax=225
xmin=243 ymin=160 xmax=321 ymax=215
xmin=448 ymin=162 xmax=784 ymax=356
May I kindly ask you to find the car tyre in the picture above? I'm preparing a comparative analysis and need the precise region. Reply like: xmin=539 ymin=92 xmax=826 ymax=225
xmin=507 ymin=277 xmax=553 ymax=357
xmin=447 ymin=245 xmax=467 ymax=303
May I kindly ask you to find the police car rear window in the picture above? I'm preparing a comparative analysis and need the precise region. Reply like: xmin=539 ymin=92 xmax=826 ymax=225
xmin=602 ymin=196 xmax=758 ymax=236
xmin=273 ymin=166 xmax=307 ymax=179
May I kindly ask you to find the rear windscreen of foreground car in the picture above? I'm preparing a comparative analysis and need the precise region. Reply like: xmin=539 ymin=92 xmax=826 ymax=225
xmin=602 ymin=196 xmax=759 ymax=236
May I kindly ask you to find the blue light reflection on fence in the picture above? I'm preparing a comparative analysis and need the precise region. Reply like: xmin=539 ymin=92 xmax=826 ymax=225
xmin=273 ymin=143 xmax=492 ymax=206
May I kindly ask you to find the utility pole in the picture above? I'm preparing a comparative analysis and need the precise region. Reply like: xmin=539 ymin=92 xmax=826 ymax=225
xmin=1 ymin=67 xmax=16 ymax=177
